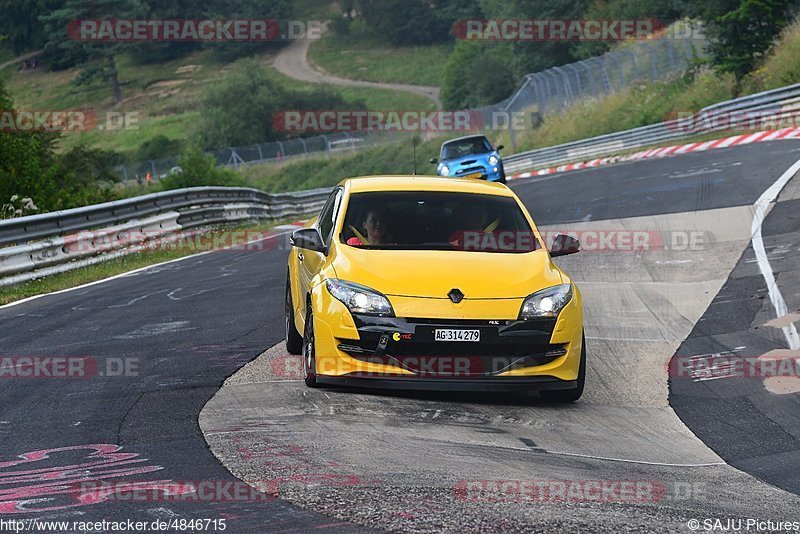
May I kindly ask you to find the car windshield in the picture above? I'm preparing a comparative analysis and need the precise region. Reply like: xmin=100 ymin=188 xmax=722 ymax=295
xmin=340 ymin=191 xmax=539 ymax=253
xmin=441 ymin=137 xmax=492 ymax=159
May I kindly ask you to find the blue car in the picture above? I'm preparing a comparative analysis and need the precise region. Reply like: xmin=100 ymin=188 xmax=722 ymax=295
xmin=431 ymin=135 xmax=506 ymax=183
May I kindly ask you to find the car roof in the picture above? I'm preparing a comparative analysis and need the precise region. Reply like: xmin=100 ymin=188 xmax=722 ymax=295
xmin=338 ymin=175 xmax=514 ymax=196
xmin=441 ymin=134 xmax=489 ymax=147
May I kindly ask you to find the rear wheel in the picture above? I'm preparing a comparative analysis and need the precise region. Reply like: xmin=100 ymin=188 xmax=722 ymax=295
xmin=541 ymin=333 xmax=585 ymax=403
xmin=302 ymin=307 xmax=319 ymax=388
xmin=285 ymin=277 xmax=303 ymax=355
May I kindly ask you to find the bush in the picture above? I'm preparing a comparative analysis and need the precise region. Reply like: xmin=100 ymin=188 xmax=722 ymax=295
xmin=200 ymin=58 xmax=365 ymax=148
xmin=135 ymin=135 xmax=185 ymax=162
xmin=158 ymin=145 xmax=245 ymax=189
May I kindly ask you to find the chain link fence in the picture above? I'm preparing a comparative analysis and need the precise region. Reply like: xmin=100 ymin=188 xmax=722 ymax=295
xmin=117 ymin=31 xmax=706 ymax=182
xmin=115 ymin=129 xmax=415 ymax=183
xmin=472 ymin=34 xmax=706 ymax=149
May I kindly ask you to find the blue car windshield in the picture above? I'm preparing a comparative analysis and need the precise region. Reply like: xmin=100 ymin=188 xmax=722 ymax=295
xmin=441 ymin=138 xmax=492 ymax=160
xmin=340 ymin=191 xmax=539 ymax=253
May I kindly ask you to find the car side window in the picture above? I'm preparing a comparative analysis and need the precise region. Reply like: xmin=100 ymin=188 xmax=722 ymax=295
xmin=317 ymin=189 xmax=342 ymax=247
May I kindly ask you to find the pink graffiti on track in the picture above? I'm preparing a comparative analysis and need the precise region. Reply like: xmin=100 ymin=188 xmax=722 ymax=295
xmin=0 ymin=444 xmax=192 ymax=514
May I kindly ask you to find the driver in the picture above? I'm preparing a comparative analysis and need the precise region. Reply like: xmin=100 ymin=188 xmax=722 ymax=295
xmin=347 ymin=208 xmax=393 ymax=246
xmin=471 ymin=137 xmax=487 ymax=154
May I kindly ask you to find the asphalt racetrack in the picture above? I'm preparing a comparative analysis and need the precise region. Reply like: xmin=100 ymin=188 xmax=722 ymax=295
xmin=3 ymin=140 xmax=800 ymax=532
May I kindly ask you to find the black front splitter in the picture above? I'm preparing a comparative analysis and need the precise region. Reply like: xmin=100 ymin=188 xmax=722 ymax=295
xmin=316 ymin=374 xmax=576 ymax=392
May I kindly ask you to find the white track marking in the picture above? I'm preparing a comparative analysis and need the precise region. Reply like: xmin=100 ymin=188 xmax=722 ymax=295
xmin=0 ymin=229 xmax=298 ymax=312
xmin=752 ymin=157 xmax=800 ymax=350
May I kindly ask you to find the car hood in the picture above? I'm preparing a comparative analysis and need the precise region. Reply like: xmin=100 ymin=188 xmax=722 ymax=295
xmin=332 ymin=247 xmax=562 ymax=299
xmin=441 ymin=152 xmax=493 ymax=166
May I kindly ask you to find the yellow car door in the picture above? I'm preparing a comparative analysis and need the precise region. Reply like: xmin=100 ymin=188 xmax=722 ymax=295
xmin=296 ymin=188 xmax=343 ymax=323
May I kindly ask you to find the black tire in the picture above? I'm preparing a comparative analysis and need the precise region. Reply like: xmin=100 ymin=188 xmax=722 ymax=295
xmin=302 ymin=307 xmax=319 ymax=388
xmin=498 ymin=163 xmax=507 ymax=184
xmin=285 ymin=276 xmax=303 ymax=355
xmin=541 ymin=334 xmax=585 ymax=403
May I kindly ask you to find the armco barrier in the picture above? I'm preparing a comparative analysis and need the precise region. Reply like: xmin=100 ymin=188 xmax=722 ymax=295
xmin=502 ymin=82 xmax=800 ymax=175
xmin=0 ymin=186 xmax=330 ymax=286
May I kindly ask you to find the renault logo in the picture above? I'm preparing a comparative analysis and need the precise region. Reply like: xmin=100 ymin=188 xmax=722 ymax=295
xmin=448 ymin=288 xmax=464 ymax=303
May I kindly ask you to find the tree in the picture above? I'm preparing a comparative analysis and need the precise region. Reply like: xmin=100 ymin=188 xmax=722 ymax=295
xmin=440 ymin=41 xmax=515 ymax=109
xmin=700 ymin=0 xmax=798 ymax=83
xmin=128 ymin=0 xmax=202 ymax=64
xmin=0 ymin=0 xmax=65 ymax=54
xmin=201 ymin=0 xmax=293 ymax=60
xmin=0 ymin=80 xmax=122 ymax=212
xmin=357 ymin=0 xmax=450 ymax=45
xmin=42 ymin=0 xmax=147 ymax=105
xmin=571 ymin=0 xmax=686 ymax=59
xmin=200 ymin=58 xmax=364 ymax=148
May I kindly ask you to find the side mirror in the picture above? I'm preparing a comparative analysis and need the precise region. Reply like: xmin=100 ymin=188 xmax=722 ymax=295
xmin=549 ymin=234 xmax=580 ymax=257
xmin=429 ymin=157 xmax=438 ymax=164
xmin=496 ymin=144 xmax=504 ymax=151
xmin=290 ymin=228 xmax=326 ymax=253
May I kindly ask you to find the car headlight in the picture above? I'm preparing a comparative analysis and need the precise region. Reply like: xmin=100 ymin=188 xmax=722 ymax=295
xmin=488 ymin=155 xmax=498 ymax=165
xmin=519 ymin=284 xmax=572 ymax=319
xmin=441 ymin=165 xmax=450 ymax=176
xmin=326 ymin=279 xmax=394 ymax=316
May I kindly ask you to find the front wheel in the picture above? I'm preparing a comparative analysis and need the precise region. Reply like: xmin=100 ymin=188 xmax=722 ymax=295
xmin=541 ymin=334 xmax=585 ymax=403
xmin=285 ymin=277 xmax=303 ymax=355
xmin=302 ymin=308 xmax=319 ymax=388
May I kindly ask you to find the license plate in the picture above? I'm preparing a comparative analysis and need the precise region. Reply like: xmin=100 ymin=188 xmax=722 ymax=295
xmin=434 ymin=329 xmax=480 ymax=342
xmin=462 ymin=172 xmax=483 ymax=180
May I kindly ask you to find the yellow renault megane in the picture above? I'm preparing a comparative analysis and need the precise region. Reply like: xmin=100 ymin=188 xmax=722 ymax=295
xmin=285 ymin=176 xmax=585 ymax=401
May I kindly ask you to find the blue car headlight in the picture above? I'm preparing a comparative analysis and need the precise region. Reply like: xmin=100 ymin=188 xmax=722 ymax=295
xmin=488 ymin=155 xmax=498 ymax=165
xmin=440 ymin=165 xmax=450 ymax=176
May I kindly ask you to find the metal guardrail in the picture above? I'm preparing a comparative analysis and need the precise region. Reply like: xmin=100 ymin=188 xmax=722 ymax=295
xmin=7 ymin=79 xmax=800 ymax=286
xmin=0 ymin=186 xmax=331 ymax=286
xmin=502 ymin=82 xmax=800 ymax=174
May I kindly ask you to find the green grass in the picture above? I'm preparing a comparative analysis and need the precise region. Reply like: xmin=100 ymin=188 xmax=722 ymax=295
xmin=743 ymin=19 xmax=800 ymax=93
xmin=3 ymin=48 xmax=433 ymax=160
xmin=264 ymin=67 xmax=436 ymax=111
xmin=308 ymin=30 xmax=450 ymax=86
xmin=238 ymin=136 xmax=447 ymax=192
xmin=0 ymin=221 xmax=282 ymax=306
xmin=57 ymin=111 xmax=201 ymax=155
xmin=499 ymin=67 xmax=736 ymax=153
xmin=4 ymin=49 xmax=235 ymax=159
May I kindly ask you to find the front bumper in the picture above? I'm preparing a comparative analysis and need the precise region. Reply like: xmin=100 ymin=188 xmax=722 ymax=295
xmin=312 ymin=307 xmax=583 ymax=389
xmin=442 ymin=161 xmax=504 ymax=181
